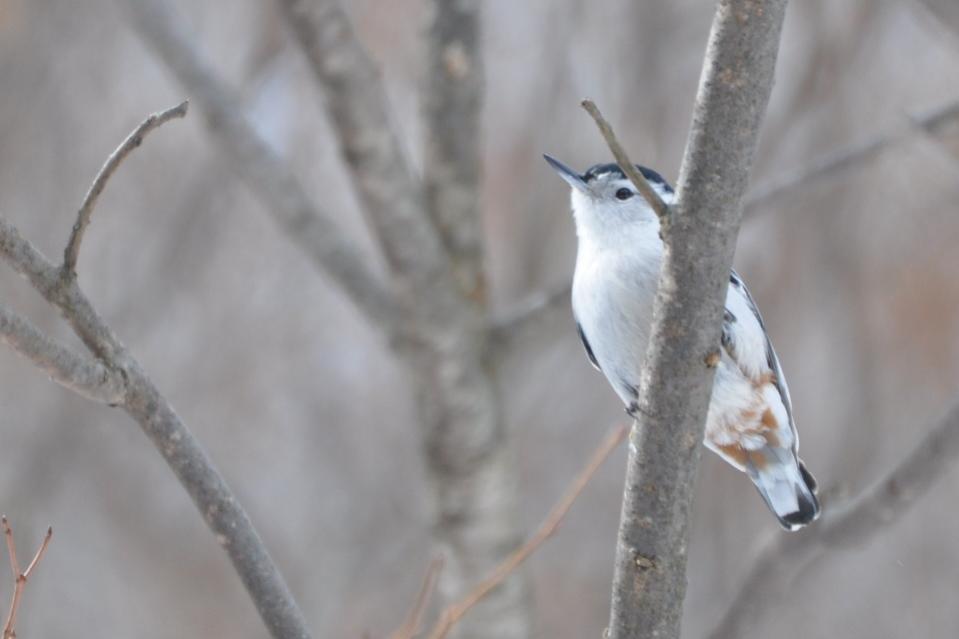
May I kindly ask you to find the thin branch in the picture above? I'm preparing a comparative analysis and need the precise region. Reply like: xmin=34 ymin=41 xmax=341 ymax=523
xmin=390 ymin=556 xmax=445 ymax=639
xmin=709 ymin=399 xmax=959 ymax=639
xmin=63 ymin=100 xmax=188 ymax=275
xmin=121 ymin=0 xmax=400 ymax=333
xmin=22 ymin=528 xmax=52 ymax=579
xmin=0 ymin=304 xmax=126 ymax=404
xmin=604 ymin=2 xmax=789 ymax=638
xmin=425 ymin=422 xmax=628 ymax=639
xmin=581 ymin=99 xmax=670 ymax=222
xmin=422 ymin=0 xmax=486 ymax=299
xmin=1 ymin=519 xmax=17 ymax=580
xmin=2 ymin=518 xmax=52 ymax=639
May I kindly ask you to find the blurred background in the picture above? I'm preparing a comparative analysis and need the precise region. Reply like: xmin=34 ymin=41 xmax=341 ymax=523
xmin=1 ymin=0 xmax=959 ymax=637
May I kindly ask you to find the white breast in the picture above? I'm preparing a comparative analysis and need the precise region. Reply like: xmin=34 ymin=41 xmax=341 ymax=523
xmin=571 ymin=227 xmax=662 ymax=406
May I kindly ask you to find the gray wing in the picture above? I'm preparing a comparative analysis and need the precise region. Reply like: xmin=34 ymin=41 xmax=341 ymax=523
xmin=727 ymin=270 xmax=794 ymax=424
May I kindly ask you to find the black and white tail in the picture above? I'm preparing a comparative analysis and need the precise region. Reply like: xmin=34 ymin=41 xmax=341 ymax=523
xmin=749 ymin=448 xmax=820 ymax=531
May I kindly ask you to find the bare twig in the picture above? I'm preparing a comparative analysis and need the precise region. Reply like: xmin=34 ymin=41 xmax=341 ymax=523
xmin=1 ymin=519 xmax=17 ymax=579
xmin=121 ymin=0 xmax=399 ymax=332
xmin=425 ymin=422 xmax=628 ymax=639
xmin=581 ymin=99 xmax=670 ymax=222
xmin=21 ymin=530 xmax=51 ymax=579
xmin=602 ymin=2 xmax=789 ymax=638
xmin=2 ymin=518 xmax=52 ymax=639
xmin=709 ymin=399 xmax=959 ymax=639
xmin=63 ymin=100 xmax=188 ymax=275
xmin=390 ymin=556 xmax=445 ymax=639
xmin=0 ymin=304 xmax=126 ymax=404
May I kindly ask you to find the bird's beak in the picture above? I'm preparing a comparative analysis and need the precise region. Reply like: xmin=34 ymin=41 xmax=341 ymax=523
xmin=543 ymin=154 xmax=589 ymax=193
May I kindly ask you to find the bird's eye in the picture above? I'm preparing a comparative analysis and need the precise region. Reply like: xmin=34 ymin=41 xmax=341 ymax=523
xmin=615 ymin=187 xmax=633 ymax=200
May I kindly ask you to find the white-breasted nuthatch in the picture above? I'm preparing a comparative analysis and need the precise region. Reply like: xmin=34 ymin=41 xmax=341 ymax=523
xmin=545 ymin=155 xmax=820 ymax=530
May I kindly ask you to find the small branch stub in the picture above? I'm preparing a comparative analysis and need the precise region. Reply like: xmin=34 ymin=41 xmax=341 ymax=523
xmin=62 ymin=100 xmax=189 ymax=276
xmin=580 ymin=99 xmax=671 ymax=223
xmin=705 ymin=350 xmax=721 ymax=368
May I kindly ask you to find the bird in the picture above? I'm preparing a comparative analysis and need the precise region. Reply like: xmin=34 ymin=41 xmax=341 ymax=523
xmin=544 ymin=154 xmax=820 ymax=531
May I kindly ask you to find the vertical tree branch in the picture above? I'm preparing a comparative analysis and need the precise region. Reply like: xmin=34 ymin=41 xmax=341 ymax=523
xmin=602 ymin=2 xmax=790 ymax=637
xmin=423 ymin=0 xmax=486 ymax=300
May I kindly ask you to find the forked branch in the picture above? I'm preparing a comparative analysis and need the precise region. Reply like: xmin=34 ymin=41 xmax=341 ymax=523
xmin=599 ymin=1 xmax=789 ymax=637
xmin=0 ymin=102 xmax=312 ymax=639
xmin=2 ymin=517 xmax=52 ymax=639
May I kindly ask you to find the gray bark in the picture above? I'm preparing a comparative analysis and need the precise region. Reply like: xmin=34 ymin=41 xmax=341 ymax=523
xmin=605 ymin=2 xmax=789 ymax=638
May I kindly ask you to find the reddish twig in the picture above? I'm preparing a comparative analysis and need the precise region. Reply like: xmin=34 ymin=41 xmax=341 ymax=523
xmin=424 ymin=422 xmax=628 ymax=639
xmin=390 ymin=556 xmax=445 ymax=639
xmin=2 ymin=517 xmax=52 ymax=639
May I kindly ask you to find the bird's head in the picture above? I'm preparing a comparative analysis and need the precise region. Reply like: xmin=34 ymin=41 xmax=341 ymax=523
xmin=544 ymin=154 xmax=674 ymax=244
